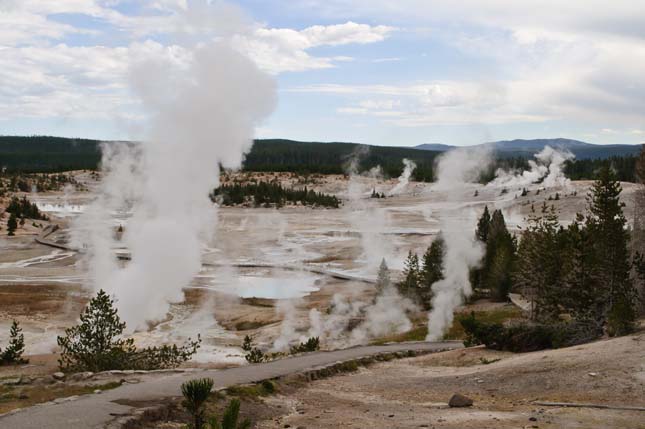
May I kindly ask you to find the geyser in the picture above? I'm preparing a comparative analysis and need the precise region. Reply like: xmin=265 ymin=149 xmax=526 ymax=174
xmin=491 ymin=145 xmax=574 ymax=188
xmin=426 ymin=148 xmax=491 ymax=340
xmin=79 ymin=8 xmax=276 ymax=331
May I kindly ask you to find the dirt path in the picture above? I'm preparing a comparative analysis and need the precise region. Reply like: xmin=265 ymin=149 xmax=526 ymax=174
xmin=0 ymin=341 xmax=461 ymax=429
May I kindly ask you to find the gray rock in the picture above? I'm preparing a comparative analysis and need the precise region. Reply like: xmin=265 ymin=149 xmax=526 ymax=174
xmin=448 ymin=393 xmax=474 ymax=408
xmin=52 ymin=372 xmax=66 ymax=381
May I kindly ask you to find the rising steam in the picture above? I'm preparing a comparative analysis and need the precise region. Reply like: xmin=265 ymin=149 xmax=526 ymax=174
xmin=426 ymin=148 xmax=490 ymax=340
xmin=388 ymin=158 xmax=416 ymax=196
xmin=77 ymin=5 xmax=276 ymax=330
xmin=491 ymin=145 xmax=574 ymax=188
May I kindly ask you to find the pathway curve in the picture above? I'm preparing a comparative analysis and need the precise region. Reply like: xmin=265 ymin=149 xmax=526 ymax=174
xmin=0 ymin=341 xmax=462 ymax=429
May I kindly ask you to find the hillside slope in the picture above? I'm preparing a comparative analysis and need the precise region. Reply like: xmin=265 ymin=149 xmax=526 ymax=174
xmin=416 ymin=138 xmax=642 ymax=159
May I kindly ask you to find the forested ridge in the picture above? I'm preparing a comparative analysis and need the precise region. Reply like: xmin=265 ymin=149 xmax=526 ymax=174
xmin=0 ymin=135 xmax=640 ymax=181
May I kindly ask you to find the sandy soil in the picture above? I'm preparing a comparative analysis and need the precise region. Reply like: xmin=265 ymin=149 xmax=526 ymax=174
xmin=254 ymin=334 xmax=645 ymax=429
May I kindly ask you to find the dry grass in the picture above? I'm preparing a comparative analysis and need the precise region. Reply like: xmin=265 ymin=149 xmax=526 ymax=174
xmin=0 ymin=381 xmax=121 ymax=415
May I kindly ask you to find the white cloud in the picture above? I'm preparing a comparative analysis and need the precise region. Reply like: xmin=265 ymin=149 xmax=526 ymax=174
xmin=234 ymin=21 xmax=395 ymax=73
xmin=0 ymin=0 xmax=393 ymax=121
xmin=283 ymin=1 xmax=645 ymax=132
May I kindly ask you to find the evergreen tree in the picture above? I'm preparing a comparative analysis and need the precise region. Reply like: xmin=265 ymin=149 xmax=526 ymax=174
xmin=398 ymin=251 xmax=420 ymax=298
xmin=1 ymin=320 xmax=27 ymax=365
xmin=7 ymin=213 xmax=17 ymax=236
xmin=585 ymin=165 xmax=636 ymax=335
xmin=376 ymin=258 xmax=391 ymax=294
xmin=559 ymin=216 xmax=599 ymax=321
xmin=476 ymin=205 xmax=491 ymax=243
xmin=58 ymin=289 xmax=200 ymax=372
xmin=419 ymin=235 xmax=445 ymax=308
xmin=513 ymin=203 xmax=562 ymax=320
xmin=484 ymin=210 xmax=516 ymax=301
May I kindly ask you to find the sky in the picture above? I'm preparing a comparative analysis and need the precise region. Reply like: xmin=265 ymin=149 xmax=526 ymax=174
xmin=1 ymin=0 xmax=644 ymax=147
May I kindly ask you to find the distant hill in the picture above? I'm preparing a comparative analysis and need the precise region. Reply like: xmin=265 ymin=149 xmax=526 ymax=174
xmin=0 ymin=136 xmax=440 ymax=180
xmin=245 ymin=139 xmax=439 ymax=180
xmin=0 ymin=136 xmax=639 ymax=181
xmin=415 ymin=138 xmax=642 ymax=159
xmin=0 ymin=136 xmax=102 ymax=172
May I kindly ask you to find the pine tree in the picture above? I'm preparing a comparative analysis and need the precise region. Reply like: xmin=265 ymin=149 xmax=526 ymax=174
xmin=376 ymin=258 xmax=391 ymax=294
xmin=513 ymin=203 xmax=562 ymax=320
xmin=585 ymin=165 xmax=636 ymax=335
xmin=398 ymin=251 xmax=420 ymax=298
xmin=559 ymin=216 xmax=599 ymax=321
xmin=57 ymin=290 xmax=134 ymax=372
xmin=476 ymin=205 xmax=491 ymax=243
xmin=7 ymin=213 xmax=17 ymax=236
xmin=1 ymin=320 xmax=27 ymax=365
xmin=484 ymin=210 xmax=516 ymax=301
xmin=419 ymin=235 xmax=445 ymax=308
xmin=57 ymin=289 xmax=200 ymax=372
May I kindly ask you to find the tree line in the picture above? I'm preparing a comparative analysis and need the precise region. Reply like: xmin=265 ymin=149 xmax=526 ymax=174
xmin=212 ymin=181 xmax=340 ymax=208
xmin=1 ymin=136 xmax=641 ymax=182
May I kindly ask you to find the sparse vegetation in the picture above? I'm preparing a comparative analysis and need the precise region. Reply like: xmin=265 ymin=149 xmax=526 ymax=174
xmin=212 ymin=181 xmax=340 ymax=208
xmin=289 ymin=337 xmax=320 ymax=354
xmin=5 ymin=196 xmax=48 ymax=221
xmin=57 ymin=289 xmax=200 ymax=372
xmin=244 ymin=347 xmax=266 ymax=364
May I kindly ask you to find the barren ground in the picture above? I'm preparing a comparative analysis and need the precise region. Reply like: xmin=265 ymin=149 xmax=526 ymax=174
xmin=250 ymin=334 xmax=645 ymax=429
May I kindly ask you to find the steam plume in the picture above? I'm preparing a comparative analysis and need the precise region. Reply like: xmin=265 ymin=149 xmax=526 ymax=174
xmin=79 ymin=6 xmax=276 ymax=330
xmin=426 ymin=148 xmax=490 ymax=340
xmin=388 ymin=158 xmax=416 ymax=196
xmin=491 ymin=145 xmax=574 ymax=188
